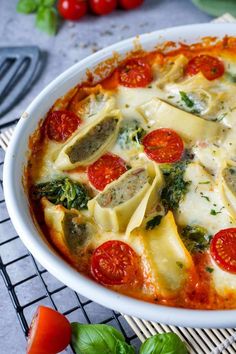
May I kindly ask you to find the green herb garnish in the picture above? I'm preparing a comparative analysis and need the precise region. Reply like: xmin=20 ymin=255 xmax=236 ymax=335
xmin=210 ymin=209 xmax=222 ymax=216
xmin=181 ymin=224 xmax=211 ymax=253
xmin=32 ymin=177 xmax=91 ymax=210
xmin=179 ymin=91 xmax=194 ymax=108
xmin=146 ymin=215 xmax=163 ymax=230
xmin=161 ymin=161 xmax=190 ymax=211
xmin=118 ymin=119 xmax=146 ymax=150
xmin=206 ymin=267 xmax=214 ymax=273
xmin=200 ymin=192 xmax=210 ymax=202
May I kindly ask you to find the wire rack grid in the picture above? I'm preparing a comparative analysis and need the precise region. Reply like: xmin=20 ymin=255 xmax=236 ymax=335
xmin=0 ymin=122 xmax=140 ymax=354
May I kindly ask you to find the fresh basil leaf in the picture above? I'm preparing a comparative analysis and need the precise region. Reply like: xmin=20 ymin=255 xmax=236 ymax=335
xmin=140 ymin=332 xmax=188 ymax=354
xmin=35 ymin=6 xmax=58 ymax=35
xmin=71 ymin=323 xmax=134 ymax=354
xmin=191 ymin=0 xmax=236 ymax=16
xmin=17 ymin=0 xmax=38 ymax=13
xmin=116 ymin=340 xmax=135 ymax=354
xmin=40 ymin=0 xmax=56 ymax=6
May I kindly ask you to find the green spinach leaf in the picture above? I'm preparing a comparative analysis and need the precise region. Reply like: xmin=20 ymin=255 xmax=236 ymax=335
xmin=180 ymin=225 xmax=211 ymax=253
xmin=161 ymin=162 xmax=190 ymax=211
xmin=71 ymin=323 xmax=135 ymax=354
xmin=118 ymin=119 xmax=146 ymax=150
xmin=140 ymin=332 xmax=188 ymax=354
xmin=32 ymin=177 xmax=90 ymax=210
xmin=146 ymin=215 xmax=163 ymax=230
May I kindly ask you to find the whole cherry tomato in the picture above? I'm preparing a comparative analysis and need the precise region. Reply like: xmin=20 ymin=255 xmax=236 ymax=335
xmin=90 ymin=0 xmax=117 ymax=15
xmin=58 ymin=0 xmax=88 ymax=21
xmin=119 ymin=0 xmax=144 ymax=10
xmin=27 ymin=306 xmax=71 ymax=354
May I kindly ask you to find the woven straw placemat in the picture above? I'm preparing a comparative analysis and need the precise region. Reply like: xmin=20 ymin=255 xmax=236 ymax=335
xmin=123 ymin=13 xmax=236 ymax=354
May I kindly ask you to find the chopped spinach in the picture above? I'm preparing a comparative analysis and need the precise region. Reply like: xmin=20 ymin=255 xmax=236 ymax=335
xmin=225 ymin=71 xmax=236 ymax=83
xmin=206 ymin=267 xmax=214 ymax=273
xmin=179 ymin=91 xmax=194 ymax=108
xmin=181 ymin=224 xmax=211 ymax=253
xmin=161 ymin=161 xmax=190 ymax=211
xmin=32 ymin=177 xmax=91 ymax=210
xmin=146 ymin=215 xmax=163 ymax=230
xmin=118 ymin=119 xmax=146 ymax=150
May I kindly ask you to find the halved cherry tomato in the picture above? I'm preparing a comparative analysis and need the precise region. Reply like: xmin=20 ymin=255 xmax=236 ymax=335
xmin=119 ymin=0 xmax=144 ymax=10
xmin=58 ymin=0 xmax=88 ymax=21
xmin=91 ymin=240 xmax=140 ymax=285
xmin=101 ymin=69 xmax=119 ymax=90
xmin=210 ymin=228 xmax=236 ymax=273
xmin=90 ymin=0 xmax=117 ymax=15
xmin=186 ymin=55 xmax=225 ymax=81
xmin=87 ymin=153 xmax=127 ymax=191
xmin=119 ymin=58 xmax=153 ymax=88
xmin=46 ymin=110 xmax=81 ymax=142
xmin=142 ymin=128 xmax=184 ymax=163
xmin=27 ymin=306 xmax=71 ymax=354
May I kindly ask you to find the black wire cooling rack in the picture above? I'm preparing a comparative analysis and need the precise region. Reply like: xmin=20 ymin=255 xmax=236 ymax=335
xmin=0 ymin=122 xmax=140 ymax=353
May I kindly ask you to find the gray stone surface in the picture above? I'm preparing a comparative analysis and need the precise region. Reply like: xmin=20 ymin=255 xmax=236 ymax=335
xmin=0 ymin=0 xmax=211 ymax=353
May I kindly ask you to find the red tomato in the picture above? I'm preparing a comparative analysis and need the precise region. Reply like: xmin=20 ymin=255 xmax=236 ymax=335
xmin=210 ymin=228 xmax=236 ymax=273
xmin=119 ymin=58 xmax=153 ymax=88
xmin=90 ymin=0 xmax=117 ymax=15
xmin=91 ymin=240 xmax=140 ymax=285
xmin=58 ymin=0 xmax=88 ymax=21
xmin=87 ymin=153 xmax=127 ymax=191
xmin=186 ymin=55 xmax=225 ymax=80
xmin=142 ymin=128 xmax=184 ymax=163
xmin=119 ymin=0 xmax=144 ymax=10
xmin=27 ymin=306 xmax=71 ymax=354
xmin=46 ymin=110 xmax=81 ymax=142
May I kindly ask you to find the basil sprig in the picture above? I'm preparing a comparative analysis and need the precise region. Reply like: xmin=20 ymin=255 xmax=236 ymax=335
xmin=71 ymin=323 xmax=189 ymax=354
xmin=16 ymin=0 xmax=59 ymax=35
xmin=140 ymin=333 xmax=188 ymax=354
xmin=71 ymin=323 xmax=135 ymax=354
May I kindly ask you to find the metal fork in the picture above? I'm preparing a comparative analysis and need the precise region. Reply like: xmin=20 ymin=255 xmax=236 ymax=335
xmin=0 ymin=127 xmax=14 ymax=151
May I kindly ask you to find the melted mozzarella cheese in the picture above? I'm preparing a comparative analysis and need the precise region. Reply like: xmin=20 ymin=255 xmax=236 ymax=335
xmin=116 ymin=85 xmax=165 ymax=121
xmin=176 ymin=163 xmax=235 ymax=235
xmin=212 ymin=260 xmax=236 ymax=295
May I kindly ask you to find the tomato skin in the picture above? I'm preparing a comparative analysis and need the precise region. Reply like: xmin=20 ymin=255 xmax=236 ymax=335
xmin=119 ymin=0 xmax=144 ymax=10
xmin=91 ymin=240 xmax=140 ymax=285
xmin=210 ymin=228 xmax=236 ymax=273
xmin=58 ymin=0 xmax=88 ymax=21
xmin=119 ymin=58 xmax=153 ymax=88
xmin=46 ymin=110 xmax=81 ymax=142
xmin=90 ymin=0 xmax=117 ymax=15
xmin=87 ymin=153 xmax=127 ymax=191
xmin=142 ymin=128 xmax=184 ymax=163
xmin=27 ymin=306 xmax=71 ymax=354
xmin=186 ymin=55 xmax=225 ymax=80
